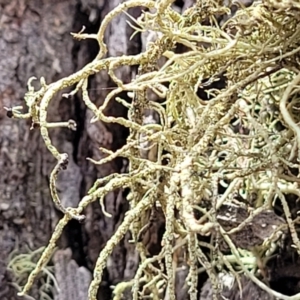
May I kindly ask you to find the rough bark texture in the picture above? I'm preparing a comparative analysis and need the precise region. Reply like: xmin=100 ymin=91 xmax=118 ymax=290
xmin=0 ymin=0 xmax=78 ymax=298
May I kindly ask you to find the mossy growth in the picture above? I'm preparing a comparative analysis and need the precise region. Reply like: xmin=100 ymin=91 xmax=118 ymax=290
xmin=8 ymin=246 xmax=58 ymax=300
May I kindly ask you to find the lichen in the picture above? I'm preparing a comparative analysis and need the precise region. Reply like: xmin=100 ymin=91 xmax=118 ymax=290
xmin=7 ymin=0 xmax=300 ymax=299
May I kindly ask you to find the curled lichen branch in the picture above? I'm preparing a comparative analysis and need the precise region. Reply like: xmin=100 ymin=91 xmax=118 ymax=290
xmin=279 ymin=72 xmax=300 ymax=161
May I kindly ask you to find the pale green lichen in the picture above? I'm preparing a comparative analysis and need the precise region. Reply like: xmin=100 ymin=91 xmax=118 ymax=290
xmin=8 ymin=0 xmax=300 ymax=299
